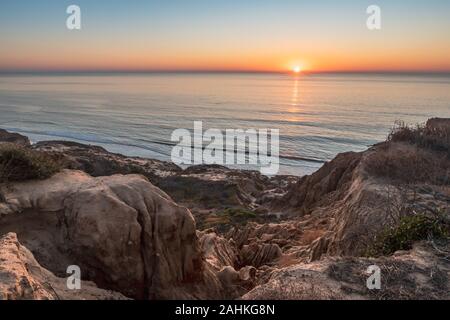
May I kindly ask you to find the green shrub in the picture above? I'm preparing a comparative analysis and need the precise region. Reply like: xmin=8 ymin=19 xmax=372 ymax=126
xmin=367 ymin=214 xmax=449 ymax=257
xmin=201 ymin=207 xmax=258 ymax=231
xmin=220 ymin=208 xmax=257 ymax=220
xmin=0 ymin=143 xmax=62 ymax=183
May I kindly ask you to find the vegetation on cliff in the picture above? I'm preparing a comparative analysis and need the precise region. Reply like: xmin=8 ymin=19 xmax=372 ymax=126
xmin=365 ymin=120 xmax=449 ymax=185
xmin=1 ymin=119 xmax=449 ymax=300
xmin=0 ymin=143 xmax=62 ymax=183
xmin=364 ymin=119 xmax=450 ymax=256
xmin=367 ymin=212 xmax=449 ymax=256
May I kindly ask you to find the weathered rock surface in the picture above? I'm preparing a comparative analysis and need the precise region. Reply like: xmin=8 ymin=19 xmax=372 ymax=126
xmin=0 ymin=170 xmax=226 ymax=299
xmin=240 ymin=243 xmax=282 ymax=268
xmin=198 ymin=230 xmax=257 ymax=295
xmin=33 ymin=141 xmax=298 ymax=229
xmin=33 ymin=140 xmax=181 ymax=181
xmin=267 ymin=136 xmax=450 ymax=259
xmin=1 ymin=119 xmax=450 ymax=300
xmin=0 ymin=233 xmax=54 ymax=300
xmin=0 ymin=129 xmax=30 ymax=146
xmin=199 ymin=231 xmax=240 ymax=271
xmin=0 ymin=232 xmax=127 ymax=300
xmin=243 ymin=242 xmax=450 ymax=300
xmin=236 ymin=118 xmax=450 ymax=299
xmin=275 ymin=151 xmax=363 ymax=216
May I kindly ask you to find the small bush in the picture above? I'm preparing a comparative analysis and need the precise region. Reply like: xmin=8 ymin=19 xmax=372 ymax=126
xmin=388 ymin=121 xmax=450 ymax=156
xmin=201 ymin=207 xmax=258 ymax=231
xmin=0 ymin=143 xmax=62 ymax=183
xmin=365 ymin=120 xmax=450 ymax=185
xmin=365 ymin=143 xmax=448 ymax=184
xmin=367 ymin=213 xmax=449 ymax=257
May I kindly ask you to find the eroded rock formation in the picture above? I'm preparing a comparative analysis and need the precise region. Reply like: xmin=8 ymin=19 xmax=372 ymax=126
xmin=0 ymin=232 xmax=127 ymax=300
xmin=33 ymin=141 xmax=298 ymax=220
xmin=0 ymin=170 xmax=229 ymax=299
xmin=1 ymin=119 xmax=450 ymax=300
xmin=243 ymin=242 xmax=450 ymax=300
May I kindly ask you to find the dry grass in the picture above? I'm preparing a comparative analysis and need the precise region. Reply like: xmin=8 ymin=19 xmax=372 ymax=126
xmin=365 ymin=120 xmax=450 ymax=185
xmin=389 ymin=120 xmax=450 ymax=157
xmin=0 ymin=143 xmax=62 ymax=183
xmin=365 ymin=142 xmax=449 ymax=185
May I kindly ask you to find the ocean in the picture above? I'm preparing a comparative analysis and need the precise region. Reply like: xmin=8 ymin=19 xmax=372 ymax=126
xmin=1 ymin=73 xmax=449 ymax=176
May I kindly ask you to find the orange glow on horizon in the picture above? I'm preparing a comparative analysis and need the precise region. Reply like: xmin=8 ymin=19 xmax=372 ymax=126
xmin=2 ymin=1 xmax=450 ymax=74
xmin=2 ymin=45 xmax=450 ymax=73
xmin=2 ymin=34 xmax=450 ymax=73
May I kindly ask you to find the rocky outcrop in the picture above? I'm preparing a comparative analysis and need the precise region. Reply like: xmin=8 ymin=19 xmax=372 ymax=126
xmin=275 ymin=151 xmax=363 ymax=215
xmin=426 ymin=117 xmax=450 ymax=132
xmin=243 ymin=242 xmax=450 ymax=300
xmin=0 ymin=170 xmax=227 ymax=299
xmin=0 ymin=233 xmax=54 ymax=300
xmin=0 ymin=129 xmax=30 ymax=146
xmin=33 ymin=140 xmax=181 ymax=181
xmin=267 ymin=138 xmax=449 ymax=259
xmin=226 ymin=119 xmax=450 ymax=265
xmin=33 ymin=141 xmax=298 ymax=229
xmin=198 ymin=231 xmax=257 ymax=295
xmin=1 ymin=119 xmax=450 ymax=300
xmin=240 ymin=243 xmax=282 ymax=268
xmin=0 ymin=232 xmax=127 ymax=300
xmin=199 ymin=231 xmax=240 ymax=270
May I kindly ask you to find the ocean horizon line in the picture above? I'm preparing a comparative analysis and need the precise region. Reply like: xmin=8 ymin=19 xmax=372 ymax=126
xmin=1 ymin=70 xmax=450 ymax=77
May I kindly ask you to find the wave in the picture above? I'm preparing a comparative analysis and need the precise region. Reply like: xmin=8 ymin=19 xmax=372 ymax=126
xmin=6 ymin=127 xmax=327 ymax=165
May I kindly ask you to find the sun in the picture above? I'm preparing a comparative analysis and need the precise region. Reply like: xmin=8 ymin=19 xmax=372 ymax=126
xmin=293 ymin=66 xmax=302 ymax=74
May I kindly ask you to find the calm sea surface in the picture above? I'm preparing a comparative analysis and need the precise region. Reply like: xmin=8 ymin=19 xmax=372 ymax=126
xmin=1 ymin=73 xmax=449 ymax=175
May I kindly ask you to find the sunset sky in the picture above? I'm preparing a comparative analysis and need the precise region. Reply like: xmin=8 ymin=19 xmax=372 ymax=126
xmin=1 ymin=0 xmax=450 ymax=73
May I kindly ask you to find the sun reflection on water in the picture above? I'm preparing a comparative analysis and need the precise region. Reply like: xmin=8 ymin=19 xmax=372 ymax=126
xmin=288 ymin=77 xmax=300 ymax=114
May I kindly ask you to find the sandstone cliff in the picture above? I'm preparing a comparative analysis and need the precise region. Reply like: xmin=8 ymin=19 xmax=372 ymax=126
xmin=1 ymin=118 xmax=449 ymax=300
xmin=0 ymin=232 xmax=127 ymax=300
xmin=0 ymin=170 xmax=234 ymax=299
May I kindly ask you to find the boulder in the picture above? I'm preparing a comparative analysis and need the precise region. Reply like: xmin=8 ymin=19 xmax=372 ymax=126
xmin=0 ymin=170 xmax=223 ymax=299
xmin=0 ymin=232 xmax=127 ymax=300
xmin=33 ymin=141 xmax=297 ymax=219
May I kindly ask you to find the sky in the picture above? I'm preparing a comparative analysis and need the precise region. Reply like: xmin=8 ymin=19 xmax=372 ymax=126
xmin=1 ymin=0 xmax=449 ymax=73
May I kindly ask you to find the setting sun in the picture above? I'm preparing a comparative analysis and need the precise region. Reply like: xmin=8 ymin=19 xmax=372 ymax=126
xmin=293 ymin=66 xmax=302 ymax=73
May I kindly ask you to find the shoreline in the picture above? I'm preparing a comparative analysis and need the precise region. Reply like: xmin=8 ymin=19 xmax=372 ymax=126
xmin=3 ymin=128 xmax=324 ymax=177
xmin=1 ymin=119 xmax=450 ymax=300
xmin=2 ymin=72 xmax=448 ymax=179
